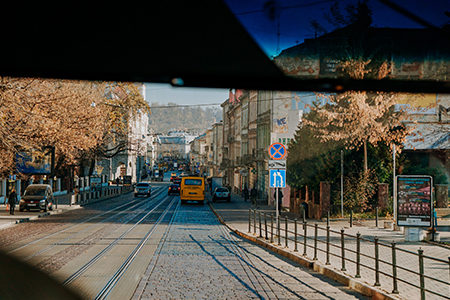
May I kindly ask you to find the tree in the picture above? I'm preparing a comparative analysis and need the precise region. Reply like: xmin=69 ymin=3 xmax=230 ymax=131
xmin=305 ymin=60 xmax=411 ymax=171
xmin=0 ymin=77 xmax=151 ymax=178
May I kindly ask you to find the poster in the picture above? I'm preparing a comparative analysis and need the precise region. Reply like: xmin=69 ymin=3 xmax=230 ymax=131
xmin=16 ymin=147 xmax=54 ymax=175
xmin=396 ymin=176 xmax=432 ymax=227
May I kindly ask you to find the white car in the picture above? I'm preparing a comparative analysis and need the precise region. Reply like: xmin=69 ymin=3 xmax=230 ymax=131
xmin=134 ymin=182 xmax=151 ymax=197
xmin=212 ymin=187 xmax=230 ymax=202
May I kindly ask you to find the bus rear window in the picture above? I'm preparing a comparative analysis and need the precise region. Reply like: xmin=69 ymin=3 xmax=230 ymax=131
xmin=184 ymin=179 xmax=202 ymax=186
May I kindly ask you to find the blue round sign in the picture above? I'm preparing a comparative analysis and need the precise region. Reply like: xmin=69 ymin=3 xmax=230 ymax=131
xmin=268 ymin=143 xmax=286 ymax=160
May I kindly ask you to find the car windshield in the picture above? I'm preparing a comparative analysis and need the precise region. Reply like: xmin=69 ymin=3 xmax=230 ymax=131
xmin=24 ymin=188 xmax=46 ymax=196
xmin=137 ymin=183 xmax=149 ymax=187
xmin=216 ymin=188 xmax=228 ymax=192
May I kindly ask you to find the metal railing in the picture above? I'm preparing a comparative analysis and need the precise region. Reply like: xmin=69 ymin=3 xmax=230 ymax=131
xmin=248 ymin=209 xmax=450 ymax=300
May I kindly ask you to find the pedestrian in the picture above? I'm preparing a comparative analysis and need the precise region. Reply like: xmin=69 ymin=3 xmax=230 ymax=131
xmin=274 ymin=188 xmax=283 ymax=212
xmin=250 ymin=187 xmax=257 ymax=207
xmin=116 ymin=177 xmax=120 ymax=186
xmin=243 ymin=187 xmax=249 ymax=202
xmin=8 ymin=188 xmax=17 ymax=215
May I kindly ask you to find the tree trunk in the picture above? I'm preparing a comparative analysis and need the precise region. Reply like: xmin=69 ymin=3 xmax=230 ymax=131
xmin=364 ymin=140 xmax=368 ymax=172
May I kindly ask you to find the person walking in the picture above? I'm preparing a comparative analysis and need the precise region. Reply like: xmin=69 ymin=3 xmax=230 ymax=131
xmin=242 ymin=186 xmax=249 ymax=202
xmin=8 ymin=188 xmax=17 ymax=215
xmin=274 ymin=188 xmax=283 ymax=212
xmin=250 ymin=186 xmax=257 ymax=207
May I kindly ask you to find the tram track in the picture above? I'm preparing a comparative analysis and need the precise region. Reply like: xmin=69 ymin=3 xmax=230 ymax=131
xmin=94 ymin=197 xmax=179 ymax=300
xmin=61 ymin=193 xmax=177 ymax=289
xmin=17 ymin=187 xmax=168 ymax=263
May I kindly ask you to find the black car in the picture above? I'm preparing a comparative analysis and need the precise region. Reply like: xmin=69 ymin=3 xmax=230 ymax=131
xmin=168 ymin=184 xmax=180 ymax=195
xmin=19 ymin=184 xmax=54 ymax=212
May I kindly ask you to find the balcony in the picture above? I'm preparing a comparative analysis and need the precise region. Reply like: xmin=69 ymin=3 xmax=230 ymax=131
xmin=236 ymin=156 xmax=242 ymax=166
xmin=254 ymin=148 xmax=268 ymax=161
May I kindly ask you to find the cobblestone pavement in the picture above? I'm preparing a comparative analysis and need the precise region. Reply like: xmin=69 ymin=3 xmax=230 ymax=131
xmin=211 ymin=192 xmax=450 ymax=300
xmin=134 ymin=202 xmax=368 ymax=300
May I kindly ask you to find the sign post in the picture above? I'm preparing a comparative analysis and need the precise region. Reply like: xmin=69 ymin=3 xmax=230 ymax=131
xmin=268 ymin=143 xmax=287 ymax=239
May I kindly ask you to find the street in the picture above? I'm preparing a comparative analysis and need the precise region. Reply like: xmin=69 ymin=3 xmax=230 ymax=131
xmin=0 ymin=181 xmax=368 ymax=300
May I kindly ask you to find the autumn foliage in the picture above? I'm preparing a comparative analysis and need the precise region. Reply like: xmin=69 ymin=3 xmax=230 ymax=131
xmin=0 ymin=77 xmax=150 ymax=177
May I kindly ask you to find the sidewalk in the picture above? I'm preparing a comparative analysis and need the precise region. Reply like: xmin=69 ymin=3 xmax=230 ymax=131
xmin=0 ymin=186 xmax=125 ymax=230
xmin=208 ymin=191 xmax=450 ymax=300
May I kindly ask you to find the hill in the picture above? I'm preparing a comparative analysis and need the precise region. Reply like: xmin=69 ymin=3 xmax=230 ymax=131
xmin=148 ymin=102 xmax=222 ymax=134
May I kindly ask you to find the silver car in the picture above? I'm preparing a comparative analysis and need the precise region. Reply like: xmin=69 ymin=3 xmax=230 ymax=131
xmin=134 ymin=182 xmax=151 ymax=197
xmin=212 ymin=187 xmax=230 ymax=202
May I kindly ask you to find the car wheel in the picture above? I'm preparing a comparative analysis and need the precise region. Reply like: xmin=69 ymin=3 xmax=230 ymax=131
xmin=134 ymin=193 xmax=138 ymax=197
xmin=19 ymin=208 xmax=24 ymax=212
xmin=227 ymin=197 xmax=231 ymax=202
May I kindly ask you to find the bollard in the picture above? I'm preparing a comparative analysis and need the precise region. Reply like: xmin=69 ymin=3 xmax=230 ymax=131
xmin=341 ymin=229 xmax=346 ymax=271
xmin=277 ymin=215 xmax=281 ymax=246
xmin=248 ymin=209 xmax=251 ymax=233
xmin=376 ymin=207 xmax=379 ymax=227
xmin=259 ymin=211 xmax=262 ymax=238
xmin=55 ymin=197 xmax=58 ymax=209
xmin=326 ymin=225 xmax=331 ymax=265
xmin=285 ymin=217 xmax=288 ymax=248
xmin=303 ymin=209 xmax=306 ymax=223
xmin=356 ymin=232 xmax=361 ymax=278
xmin=270 ymin=214 xmax=274 ymax=243
xmin=374 ymin=237 xmax=380 ymax=286
xmin=303 ymin=221 xmax=307 ymax=256
xmin=392 ymin=242 xmax=399 ymax=293
xmin=254 ymin=209 xmax=257 ymax=234
xmin=327 ymin=210 xmax=330 ymax=226
xmin=419 ymin=248 xmax=425 ymax=300
xmin=265 ymin=213 xmax=268 ymax=240
xmin=294 ymin=218 xmax=298 ymax=252
xmin=350 ymin=210 xmax=353 ymax=227
xmin=313 ymin=223 xmax=318 ymax=260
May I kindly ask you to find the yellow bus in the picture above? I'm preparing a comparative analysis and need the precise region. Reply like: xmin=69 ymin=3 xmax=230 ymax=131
xmin=180 ymin=176 xmax=205 ymax=204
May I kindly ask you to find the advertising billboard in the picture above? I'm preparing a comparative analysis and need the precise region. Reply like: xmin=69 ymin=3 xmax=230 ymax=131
xmin=396 ymin=175 xmax=433 ymax=227
xmin=16 ymin=147 xmax=55 ymax=175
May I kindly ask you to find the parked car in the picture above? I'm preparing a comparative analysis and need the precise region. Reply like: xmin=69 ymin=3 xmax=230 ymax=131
xmin=170 ymin=176 xmax=179 ymax=182
xmin=168 ymin=184 xmax=180 ymax=195
xmin=212 ymin=187 xmax=230 ymax=202
xmin=19 ymin=184 xmax=54 ymax=212
xmin=134 ymin=182 xmax=151 ymax=197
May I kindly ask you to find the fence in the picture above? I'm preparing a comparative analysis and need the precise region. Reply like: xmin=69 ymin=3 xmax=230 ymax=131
xmin=248 ymin=209 xmax=450 ymax=300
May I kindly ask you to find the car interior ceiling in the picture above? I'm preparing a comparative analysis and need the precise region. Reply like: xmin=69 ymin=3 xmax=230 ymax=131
xmin=0 ymin=0 xmax=449 ymax=93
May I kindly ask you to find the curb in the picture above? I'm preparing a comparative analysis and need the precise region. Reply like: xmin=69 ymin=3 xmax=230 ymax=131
xmin=208 ymin=202 xmax=402 ymax=300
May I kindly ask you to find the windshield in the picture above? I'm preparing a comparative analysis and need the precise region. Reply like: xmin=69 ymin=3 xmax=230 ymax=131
xmin=216 ymin=188 xmax=228 ymax=192
xmin=24 ymin=188 xmax=46 ymax=196
xmin=136 ymin=183 xmax=149 ymax=187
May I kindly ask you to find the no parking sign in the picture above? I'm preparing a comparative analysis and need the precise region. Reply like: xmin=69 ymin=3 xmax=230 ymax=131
xmin=268 ymin=143 xmax=286 ymax=160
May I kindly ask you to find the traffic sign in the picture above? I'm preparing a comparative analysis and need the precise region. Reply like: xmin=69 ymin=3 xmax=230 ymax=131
xmin=269 ymin=160 xmax=286 ymax=169
xmin=269 ymin=170 xmax=286 ymax=188
xmin=268 ymin=143 xmax=286 ymax=160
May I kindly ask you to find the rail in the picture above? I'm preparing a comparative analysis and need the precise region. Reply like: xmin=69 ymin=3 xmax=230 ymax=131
xmin=248 ymin=209 xmax=450 ymax=300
